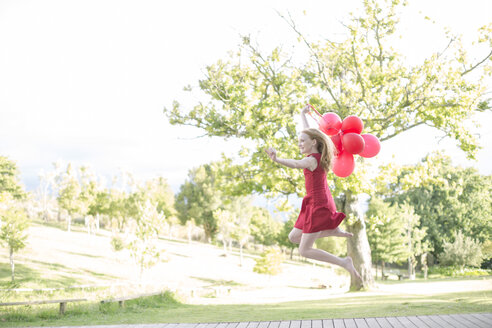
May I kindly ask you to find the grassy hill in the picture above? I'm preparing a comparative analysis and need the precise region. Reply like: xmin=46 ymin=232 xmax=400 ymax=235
xmin=0 ymin=221 xmax=491 ymax=327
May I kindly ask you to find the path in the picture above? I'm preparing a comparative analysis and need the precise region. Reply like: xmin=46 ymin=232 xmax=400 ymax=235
xmin=44 ymin=313 xmax=492 ymax=328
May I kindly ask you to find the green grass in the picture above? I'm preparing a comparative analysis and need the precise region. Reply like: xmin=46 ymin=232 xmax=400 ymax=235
xmin=0 ymin=289 xmax=491 ymax=327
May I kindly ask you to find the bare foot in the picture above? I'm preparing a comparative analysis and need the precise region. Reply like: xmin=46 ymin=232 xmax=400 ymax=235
xmin=343 ymin=256 xmax=362 ymax=280
xmin=328 ymin=227 xmax=353 ymax=238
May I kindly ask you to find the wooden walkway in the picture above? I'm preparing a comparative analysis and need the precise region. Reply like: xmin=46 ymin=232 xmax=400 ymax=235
xmin=51 ymin=313 xmax=492 ymax=328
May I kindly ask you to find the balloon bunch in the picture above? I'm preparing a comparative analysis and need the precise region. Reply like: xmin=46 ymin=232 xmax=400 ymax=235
xmin=307 ymin=104 xmax=381 ymax=178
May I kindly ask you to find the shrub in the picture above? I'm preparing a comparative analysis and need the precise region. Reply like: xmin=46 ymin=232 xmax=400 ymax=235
xmin=253 ymin=248 xmax=283 ymax=275
xmin=438 ymin=231 xmax=483 ymax=269
xmin=110 ymin=235 xmax=125 ymax=252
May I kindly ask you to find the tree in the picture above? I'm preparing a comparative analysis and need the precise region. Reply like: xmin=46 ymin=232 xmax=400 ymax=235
xmin=366 ymin=197 xmax=408 ymax=279
xmin=0 ymin=157 xmax=26 ymax=200
xmin=277 ymin=216 xmax=297 ymax=259
xmin=439 ymin=230 xmax=484 ymax=270
xmin=164 ymin=0 xmax=491 ymax=289
xmin=399 ymin=203 xmax=430 ymax=280
xmin=57 ymin=163 xmax=83 ymax=232
xmin=0 ymin=198 xmax=30 ymax=283
xmin=377 ymin=152 xmax=492 ymax=257
xmin=175 ymin=163 xmax=223 ymax=241
xmin=0 ymin=157 xmax=28 ymax=283
xmin=127 ymin=199 xmax=165 ymax=279
xmin=250 ymin=207 xmax=282 ymax=247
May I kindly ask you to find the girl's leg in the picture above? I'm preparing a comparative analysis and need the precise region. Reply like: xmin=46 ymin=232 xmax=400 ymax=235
xmin=318 ymin=227 xmax=353 ymax=238
xmin=299 ymin=232 xmax=361 ymax=279
xmin=288 ymin=228 xmax=303 ymax=244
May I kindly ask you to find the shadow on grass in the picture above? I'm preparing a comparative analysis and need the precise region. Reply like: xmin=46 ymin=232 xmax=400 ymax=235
xmin=62 ymin=251 xmax=105 ymax=259
xmin=0 ymin=259 xmax=118 ymax=289
xmin=189 ymin=276 xmax=245 ymax=287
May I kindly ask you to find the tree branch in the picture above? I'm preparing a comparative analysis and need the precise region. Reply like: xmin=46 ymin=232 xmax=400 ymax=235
xmin=462 ymin=49 xmax=492 ymax=76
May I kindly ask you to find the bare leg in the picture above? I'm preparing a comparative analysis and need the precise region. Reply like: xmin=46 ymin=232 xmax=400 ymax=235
xmin=318 ymin=227 xmax=353 ymax=238
xmin=299 ymin=232 xmax=361 ymax=280
xmin=288 ymin=228 xmax=302 ymax=244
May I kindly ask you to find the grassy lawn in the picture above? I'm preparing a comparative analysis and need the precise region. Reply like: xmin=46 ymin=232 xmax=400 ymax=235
xmin=1 ymin=289 xmax=491 ymax=327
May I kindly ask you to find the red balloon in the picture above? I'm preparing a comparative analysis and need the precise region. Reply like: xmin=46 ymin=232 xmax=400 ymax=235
xmin=319 ymin=112 xmax=342 ymax=136
xmin=342 ymin=133 xmax=365 ymax=154
xmin=330 ymin=133 xmax=343 ymax=153
xmin=332 ymin=150 xmax=355 ymax=178
xmin=359 ymin=134 xmax=381 ymax=158
xmin=341 ymin=115 xmax=364 ymax=134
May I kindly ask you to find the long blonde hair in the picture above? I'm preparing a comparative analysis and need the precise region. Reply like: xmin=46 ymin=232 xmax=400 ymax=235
xmin=302 ymin=128 xmax=336 ymax=172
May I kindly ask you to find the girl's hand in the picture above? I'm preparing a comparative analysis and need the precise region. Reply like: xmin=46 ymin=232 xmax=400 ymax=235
xmin=265 ymin=147 xmax=277 ymax=162
xmin=301 ymin=104 xmax=311 ymax=115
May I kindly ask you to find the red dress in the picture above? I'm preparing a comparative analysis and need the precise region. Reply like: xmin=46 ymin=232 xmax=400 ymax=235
xmin=294 ymin=153 xmax=346 ymax=233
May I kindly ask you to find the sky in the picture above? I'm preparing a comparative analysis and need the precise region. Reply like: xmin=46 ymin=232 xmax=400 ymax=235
xmin=1 ymin=0 xmax=491 ymax=198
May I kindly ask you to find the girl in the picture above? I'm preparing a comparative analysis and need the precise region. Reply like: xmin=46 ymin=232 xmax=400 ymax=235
xmin=265 ymin=105 xmax=361 ymax=280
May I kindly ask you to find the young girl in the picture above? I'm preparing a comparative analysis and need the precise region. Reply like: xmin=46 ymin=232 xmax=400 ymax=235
xmin=265 ymin=105 xmax=361 ymax=280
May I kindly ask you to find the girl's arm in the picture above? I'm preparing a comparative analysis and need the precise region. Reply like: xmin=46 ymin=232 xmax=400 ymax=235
xmin=301 ymin=104 xmax=311 ymax=130
xmin=265 ymin=147 xmax=317 ymax=171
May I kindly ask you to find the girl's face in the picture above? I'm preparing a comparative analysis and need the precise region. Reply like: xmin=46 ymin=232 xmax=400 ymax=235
xmin=298 ymin=133 xmax=316 ymax=154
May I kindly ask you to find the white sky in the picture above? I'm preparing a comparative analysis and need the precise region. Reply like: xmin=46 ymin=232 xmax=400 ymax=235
xmin=1 ymin=0 xmax=491 ymax=194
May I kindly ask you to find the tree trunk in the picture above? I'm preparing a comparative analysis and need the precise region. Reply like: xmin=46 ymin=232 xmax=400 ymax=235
xmin=239 ymin=244 xmax=244 ymax=267
xmin=67 ymin=213 xmax=71 ymax=232
xmin=10 ymin=248 xmax=15 ymax=282
xmin=422 ymin=253 xmax=428 ymax=279
xmin=340 ymin=191 xmax=374 ymax=290
xmin=381 ymin=260 xmax=385 ymax=278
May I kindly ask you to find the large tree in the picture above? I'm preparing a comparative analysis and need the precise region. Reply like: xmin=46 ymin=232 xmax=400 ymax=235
xmin=164 ymin=0 xmax=491 ymax=289
xmin=376 ymin=152 xmax=492 ymax=257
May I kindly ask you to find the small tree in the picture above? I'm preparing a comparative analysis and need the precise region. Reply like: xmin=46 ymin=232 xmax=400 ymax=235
xmin=127 ymin=200 xmax=165 ymax=279
xmin=277 ymin=216 xmax=297 ymax=259
xmin=366 ymin=197 xmax=408 ymax=279
xmin=0 ymin=157 xmax=29 ymax=283
xmin=57 ymin=163 xmax=82 ymax=232
xmin=253 ymin=247 xmax=283 ymax=275
xmin=0 ymin=195 xmax=30 ymax=282
xmin=399 ymin=203 xmax=430 ymax=280
xmin=439 ymin=231 xmax=483 ymax=270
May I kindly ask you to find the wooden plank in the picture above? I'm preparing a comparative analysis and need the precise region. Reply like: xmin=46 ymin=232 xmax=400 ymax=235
xmin=301 ymin=320 xmax=311 ymax=328
xmin=424 ymin=315 xmax=454 ymax=327
xmin=0 ymin=298 xmax=86 ymax=306
xmin=415 ymin=315 xmax=443 ymax=328
xmin=247 ymin=322 xmax=260 ymax=328
xmin=459 ymin=314 xmax=490 ymax=328
xmin=354 ymin=318 xmax=370 ymax=328
xmin=269 ymin=322 xmax=281 ymax=328
xmin=311 ymin=320 xmax=322 ymax=328
xmin=405 ymin=316 xmax=431 ymax=328
xmin=470 ymin=313 xmax=492 ymax=326
xmin=398 ymin=316 xmax=419 ymax=328
xmin=343 ymin=318 xmax=357 ymax=328
xmin=385 ymin=317 xmax=403 ymax=327
xmin=448 ymin=314 xmax=486 ymax=328
xmin=236 ymin=322 xmax=250 ymax=328
xmin=257 ymin=322 xmax=270 ymax=328
xmin=179 ymin=324 xmax=199 ymax=328
xmin=216 ymin=323 xmax=229 ymax=328
xmin=195 ymin=323 xmax=210 ymax=328
xmin=436 ymin=315 xmax=462 ymax=328
xmin=278 ymin=321 xmax=290 ymax=328
xmin=322 ymin=319 xmax=334 ymax=328
xmin=374 ymin=317 xmax=392 ymax=328
xmin=332 ymin=319 xmax=344 ymax=328
xmin=290 ymin=321 xmax=301 ymax=328
xmin=363 ymin=318 xmax=381 ymax=328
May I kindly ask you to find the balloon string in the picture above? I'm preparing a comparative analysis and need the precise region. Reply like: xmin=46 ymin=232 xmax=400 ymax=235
xmin=307 ymin=104 xmax=323 ymax=118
